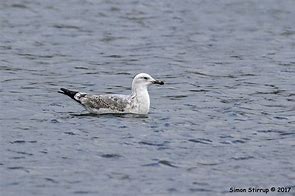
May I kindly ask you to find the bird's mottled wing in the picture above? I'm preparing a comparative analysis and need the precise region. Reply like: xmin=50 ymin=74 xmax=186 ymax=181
xmin=80 ymin=94 xmax=129 ymax=112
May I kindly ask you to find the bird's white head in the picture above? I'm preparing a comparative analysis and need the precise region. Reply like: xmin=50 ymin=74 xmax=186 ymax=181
xmin=132 ymin=73 xmax=164 ymax=93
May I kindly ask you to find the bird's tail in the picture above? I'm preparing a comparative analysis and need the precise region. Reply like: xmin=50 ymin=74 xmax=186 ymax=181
xmin=58 ymin=88 xmax=81 ymax=103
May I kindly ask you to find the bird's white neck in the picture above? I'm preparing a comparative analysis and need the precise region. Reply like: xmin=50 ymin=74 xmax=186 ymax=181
xmin=132 ymin=85 xmax=150 ymax=114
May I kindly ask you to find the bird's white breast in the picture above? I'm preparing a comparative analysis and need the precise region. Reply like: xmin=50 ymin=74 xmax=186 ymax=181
xmin=130 ymin=89 xmax=150 ymax=114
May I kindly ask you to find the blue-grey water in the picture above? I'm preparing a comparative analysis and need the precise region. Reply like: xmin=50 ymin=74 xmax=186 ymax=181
xmin=1 ymin=0 xmax=295 ymax=195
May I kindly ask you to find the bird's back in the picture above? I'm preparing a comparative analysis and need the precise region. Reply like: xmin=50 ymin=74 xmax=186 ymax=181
xmin=79 ymin=94 xmax=132 ymax=114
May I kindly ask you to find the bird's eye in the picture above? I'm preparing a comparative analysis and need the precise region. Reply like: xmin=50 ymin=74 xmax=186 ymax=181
xmin=143 ymin=77 xmax=148 ymax=80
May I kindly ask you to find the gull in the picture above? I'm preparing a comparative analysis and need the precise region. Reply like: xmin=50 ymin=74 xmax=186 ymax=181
xmin=59 ymin=73 xmax=164 ymax=114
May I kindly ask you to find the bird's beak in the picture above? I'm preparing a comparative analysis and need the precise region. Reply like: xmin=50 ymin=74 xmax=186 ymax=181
xmin=152 ymin=80 xmax=164 ymax=85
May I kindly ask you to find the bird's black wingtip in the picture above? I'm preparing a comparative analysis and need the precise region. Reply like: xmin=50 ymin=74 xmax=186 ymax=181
xmin=58 ymin=88 xmax=78 ymax=100
xmin=58 ymin=88 xmax=67 ymax=94
xmin=58 ymin=88 xmax=64 ymax=94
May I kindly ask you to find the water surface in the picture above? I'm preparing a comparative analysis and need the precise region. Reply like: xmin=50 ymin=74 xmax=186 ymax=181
xmin=1 ymin=0 xmax=294 ymax=195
